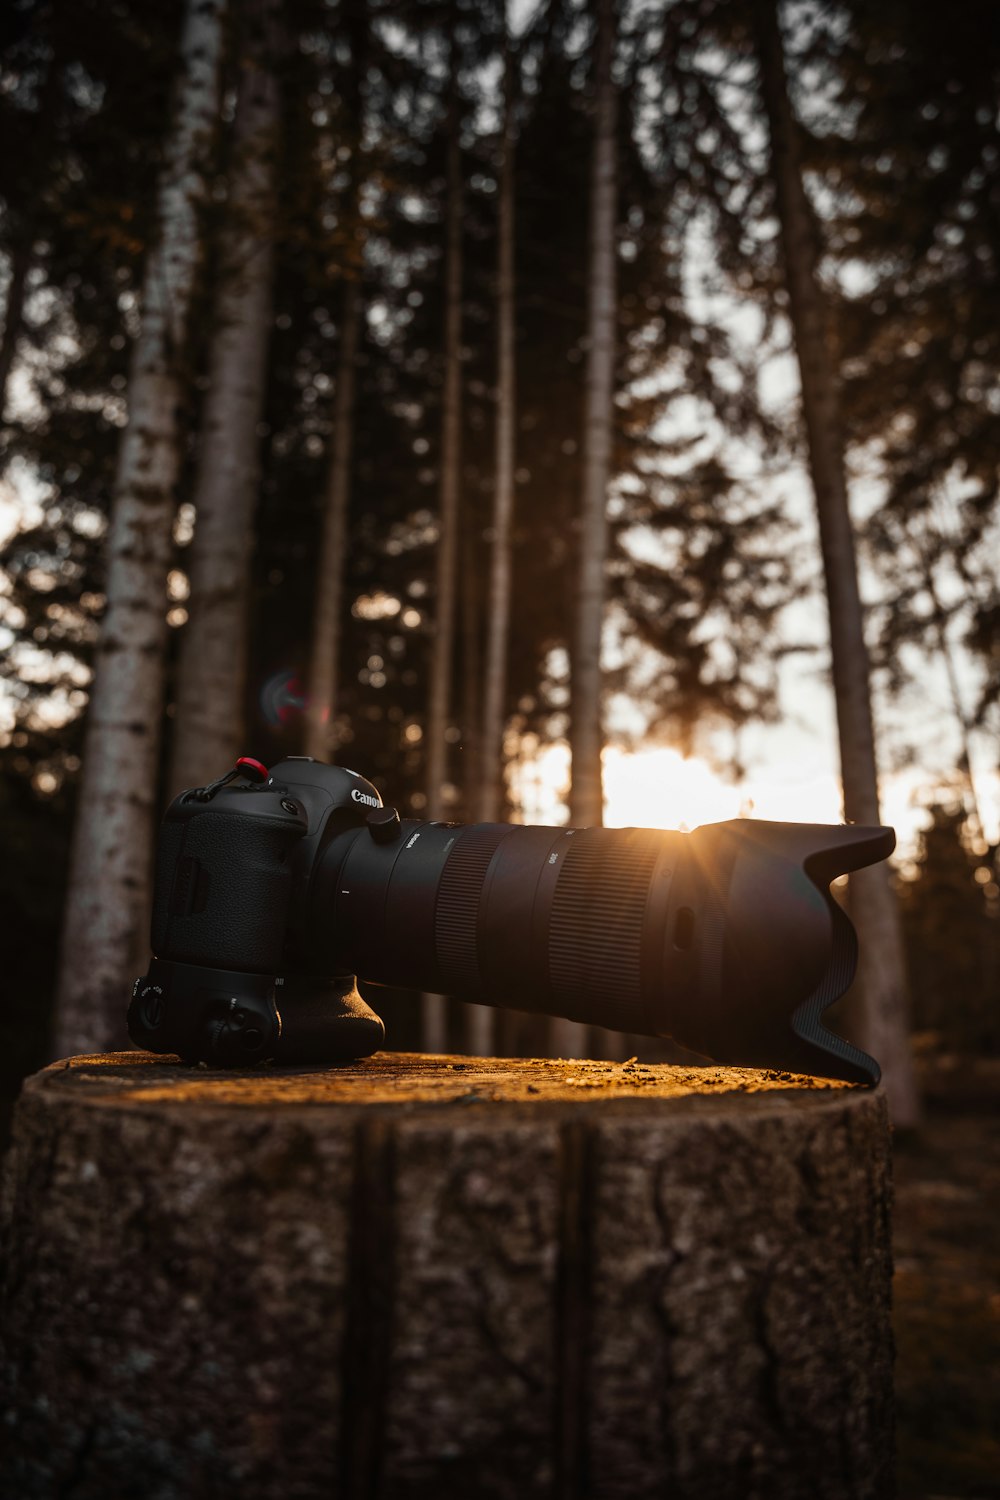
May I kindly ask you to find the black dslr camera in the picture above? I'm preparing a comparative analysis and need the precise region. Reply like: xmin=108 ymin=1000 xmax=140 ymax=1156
xmin=129 ymin=755 xmax=894 ymax=1082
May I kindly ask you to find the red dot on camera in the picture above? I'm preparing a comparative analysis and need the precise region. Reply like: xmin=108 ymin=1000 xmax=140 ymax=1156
xmin=235 ymin=756 xmax=269 ymax=783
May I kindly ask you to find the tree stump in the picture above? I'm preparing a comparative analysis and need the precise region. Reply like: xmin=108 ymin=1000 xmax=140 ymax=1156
xmin=1 ymin=1053 xmax=893 ymax=1500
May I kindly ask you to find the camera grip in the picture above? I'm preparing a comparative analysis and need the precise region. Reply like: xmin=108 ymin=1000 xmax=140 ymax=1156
xmin=129 ymin=961 xmax=383 ymax=1067
xmin=273 ymin=976 xmax=385 ymax=1064
xmin=152 ymin=802 xmax=306 ymax=973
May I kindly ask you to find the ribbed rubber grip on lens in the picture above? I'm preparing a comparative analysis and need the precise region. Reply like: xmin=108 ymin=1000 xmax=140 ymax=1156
xmin=435 ymin=825 xmax=511 ymax=994
xmin=549 ymin=831 xmax=660 ymax=1016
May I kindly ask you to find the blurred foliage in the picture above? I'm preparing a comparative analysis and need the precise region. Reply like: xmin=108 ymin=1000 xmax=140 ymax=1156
xmin=808 ymin=0 xmax=1000 ymax=729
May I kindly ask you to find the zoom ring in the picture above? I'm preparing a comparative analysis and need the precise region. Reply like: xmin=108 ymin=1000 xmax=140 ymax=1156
xmin=434 ymin=825 xmax=512 ymax=995
xmin=549 ymin=831 xmax=660 ymax=1024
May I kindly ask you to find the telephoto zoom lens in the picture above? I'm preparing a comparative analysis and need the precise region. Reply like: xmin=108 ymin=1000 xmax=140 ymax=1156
xmin=308 ymin=812 xmax=892 ymax=1084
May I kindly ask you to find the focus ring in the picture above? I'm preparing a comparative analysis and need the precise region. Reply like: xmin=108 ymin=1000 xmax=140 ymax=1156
xmin=435 ymin=825 xmax=512 ymax=995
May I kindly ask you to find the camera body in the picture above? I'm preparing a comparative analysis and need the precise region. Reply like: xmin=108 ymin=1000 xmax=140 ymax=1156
xmin=130 ymin=755 xmax=893 ymax=1082
xmin=129 ymin=758 xmax=388 ymax=1066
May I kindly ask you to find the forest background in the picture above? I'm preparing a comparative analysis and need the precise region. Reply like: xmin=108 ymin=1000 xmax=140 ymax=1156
xmin=0 ymin=0 xmax=997 ymax=1127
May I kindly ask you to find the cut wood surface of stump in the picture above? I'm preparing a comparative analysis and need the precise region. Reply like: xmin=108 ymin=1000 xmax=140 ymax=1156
xmin=0 ymin=1052 xmax=893 ymax=1500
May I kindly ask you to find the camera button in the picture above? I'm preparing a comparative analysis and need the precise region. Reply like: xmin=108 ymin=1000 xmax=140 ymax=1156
xmin=367 ymin=807 xmax=402 ymax=844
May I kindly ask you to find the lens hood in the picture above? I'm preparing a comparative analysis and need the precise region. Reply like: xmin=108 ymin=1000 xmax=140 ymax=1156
xmin=676 ymin=820 xmax=894 ymax=1083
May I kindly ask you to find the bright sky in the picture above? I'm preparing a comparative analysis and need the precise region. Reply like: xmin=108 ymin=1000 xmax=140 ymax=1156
xmin=512 ymin=739 xmax=998 ymax=869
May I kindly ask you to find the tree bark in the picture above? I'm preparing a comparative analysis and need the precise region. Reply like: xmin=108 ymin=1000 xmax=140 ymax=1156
xmin=51 ymin=0 xmax=227 ymax=1058
xmin=753 ymin=0 xmax=919 ymax=1126
xmin=304 ymin=278 xmax=363 ymax=761
xmin=0 ymin=238 xmax=30 ymax=425
xmin=304 ymin=0 xmax=368 ymax=764
xmin=478 ymin=28 xmax=517 ymax=828
xmin=170 ymin=0 xmax=281 ymax=797
xmin=0 ymin=20 xmax=68 ymax=432
xmin=569 ymin=0 xmax=617 ymax=832
xmin=422 ymin=52 xmax=464 ymax=1053
xmin=460 ymin=517 xmax=482 ymax=821
xmin=461 ymin=520 xmax=491 ymax=1055
xmin=465 ymin=22 xmax=517 ymax=1060
xmin=1 ymin=1052 xmax=894 ymax=1500
xmin=910 ymin=523 xmax=986 ymax=841
xmin=557 ymin=0 xmax=618 ymax=1058
xmin=425 ymin=108 xmax=463 ymax=825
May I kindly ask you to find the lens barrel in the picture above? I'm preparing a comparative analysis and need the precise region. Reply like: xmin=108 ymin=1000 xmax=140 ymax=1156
xmin=308 ymin=813 xmax=891 ymax=1083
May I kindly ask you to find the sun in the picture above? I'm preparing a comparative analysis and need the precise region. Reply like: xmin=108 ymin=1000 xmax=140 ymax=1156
xmin=512 ymin=742 xmax=760 ymax=831
xmin=510 ymin=739 xmax=997 ymax=861
xmin=512 ymin=741 xmax=846 ymax=835
xmin=601 ymin=746 xmax=747 ymax=831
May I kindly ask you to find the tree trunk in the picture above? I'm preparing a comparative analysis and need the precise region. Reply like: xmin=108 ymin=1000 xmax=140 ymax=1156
xmin=557 ymin=0 xmax=618 ymax=1059
xmin=0 ymin=25 xmax=67 ymax=430
xmin=51 ymin=0 xmax=227 ymax=1059
xmin=753 ymin=0 xmax=919 ymax=1126
xmin=304 ymin=0 xmax=368 ymax=764
xmin=465 ymin=25 xmax=517 ymax=1060
xmin=425 ymin=114 xmax=463 ymax=824
xmin=304 ymin=277 xmax=363 ymax=761
xmin=0 ymin=238 xmax=30 ymax=425
xmin=170 ymin=0 xmax=280 ymax=797
xmin=911 ymin=524 xmax=986 ymax=841
xmin=1 ymin=1052 xmax=894 ymax=1500
xmin=461 ymin=524 xmax=493 ymax=1055
xmin=478 ymin=29 xmax=516 ymax=828
xmin=569 ymin=0 xmax=617 ymax=832
xmin=460 ymin=518 xmax=482 ymax=822
xmin=422 ymin=62 xmax=464 ymax=1054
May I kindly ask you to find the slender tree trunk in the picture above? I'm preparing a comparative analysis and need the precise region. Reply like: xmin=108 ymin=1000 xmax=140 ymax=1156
xmin=462 ymin=525 xmax=491 ymax=1054
xmin=753 ymin=0 xmax=919 ymax=1125
xmin=170 ymin=0 xmax=280 ymax=796
xmin=461 ymin=518 xmax=482 ymax=820
xmin=554 ymin=0 xmax=617 ymax=1060
xmin=304 ymin=0 xmax=368 ymax=763
xmin=52 ymin=0 xmax=227 ymax=1059
xmin=304 ymin=278 xmax=362 ymax=762
xmin=425 ymin=123 xmax=463 ymax=822
xmin=909 ymin=526 xmax=986 ymax=842
xmin=422 ymin=68 xmax=464 ymax=1054
xmin=0 ymin=29 xmax=66 ymax=430
xmin=478 ymin=32 xmax=516 ymax=828
xmin=465 ymin=26 xmax=518 ymax=1059
xmin=568 ymin=0 xmax=617 ymax=835
xmin=0 ymin=240 xmax=30 ymax=425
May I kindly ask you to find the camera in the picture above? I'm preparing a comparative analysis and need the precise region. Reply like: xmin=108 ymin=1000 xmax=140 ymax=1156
xmin=129 ymin=755 xmax=894 ymax=1082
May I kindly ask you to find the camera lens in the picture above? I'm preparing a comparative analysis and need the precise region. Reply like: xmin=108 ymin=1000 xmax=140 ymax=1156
xmin=313 ymin=820 xmax=703 ymax=1034
xmin=308 ymin=814 xmax=889 ymax=1083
